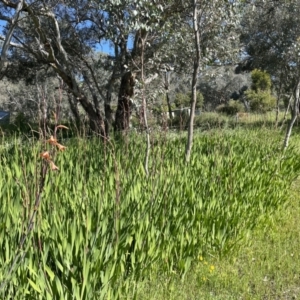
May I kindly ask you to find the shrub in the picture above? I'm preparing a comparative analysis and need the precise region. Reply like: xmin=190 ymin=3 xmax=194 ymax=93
xmin=245 ymin=89 xmax=276 ymax=113
xmin=251 ymin=69 xmax=272 ymax=92
xmin=174 ymin=91 xmax=204 ymax=109
xmin=152 ymin=103 xmax=176 ymax=115
xmin=194 ymin=112 xmax=229 ymax=129
xmin=216 ymin=99 xmax=244 ymax=115
xmin=282 ymin=94 xmax=291 ymax=109
xmin=168 ymin=114 xmax=190 ymax=130
xmin=245 ymin=69 xmax=276 ymax=113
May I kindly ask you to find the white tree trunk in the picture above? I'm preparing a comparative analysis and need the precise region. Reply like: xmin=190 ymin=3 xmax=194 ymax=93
xmin=185 ymin=0 xmax=201 ymax=163
xmin=283 ymin=80 xmax=300 ymax=150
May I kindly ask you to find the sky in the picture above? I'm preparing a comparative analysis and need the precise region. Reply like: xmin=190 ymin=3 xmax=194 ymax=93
xmin=96 ymin=36 xmax=134 ymax=56
xmin=0 ymin=19 xmax=115 ymax=56
xmin=96 ymin=40 xmax=114 ymax=55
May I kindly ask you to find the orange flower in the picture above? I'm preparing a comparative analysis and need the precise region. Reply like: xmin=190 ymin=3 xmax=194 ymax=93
xmin=49 ymin=161 xmax=59 ymax=171
xmin=56 ymin=143 xmax=66 ymax=151
xmin=40 ymin=151 xmax=51 ymax=160
xmin=47 ymin=135 xmax=58 ymax=145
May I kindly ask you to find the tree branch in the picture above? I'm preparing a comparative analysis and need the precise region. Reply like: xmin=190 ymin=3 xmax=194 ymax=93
xmin=0 ymin=35 xmax=24 ymax=49
xmin=0 ymin=0 xmax=24 ymax=71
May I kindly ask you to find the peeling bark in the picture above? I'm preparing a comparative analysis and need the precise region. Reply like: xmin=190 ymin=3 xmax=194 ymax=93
xmin=114 ymin=71 xmax=135 ymax=132
xmin=114 ymin=28 xmax=147 ymax=133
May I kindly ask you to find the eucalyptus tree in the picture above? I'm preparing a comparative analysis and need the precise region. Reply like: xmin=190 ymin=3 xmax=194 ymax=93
xmin=240 ymin=2 xmax=300 ymax=107
xmin=0 ymin=0 xmax=241 ymax=140
xmin=0 ymin=0 xmax=112 ymax=136
xmin=183 ymin=0 xmax=241 ymax=162
xmin=103 ymin=0 xmax=187 ymax=132
xmin=240 ymin=0 xmax=300 ymax=147
xmin=0 ymin=0 xmax=190 ymax=135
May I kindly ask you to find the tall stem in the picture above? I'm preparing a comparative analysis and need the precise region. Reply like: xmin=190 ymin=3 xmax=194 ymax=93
xmin=141 ymin=33 xmax=150 ymax=176
xmin=283 ymin=80 xmax=300 ymax=150
xmin=186 ymin=0 xmax=201 ymax=163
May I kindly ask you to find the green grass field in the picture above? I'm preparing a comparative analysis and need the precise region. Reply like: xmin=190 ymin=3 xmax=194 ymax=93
xmin=0 ymin=124 xmax=299 ymax=299
xmin=135 ymin=178 xmax=300 ymax=300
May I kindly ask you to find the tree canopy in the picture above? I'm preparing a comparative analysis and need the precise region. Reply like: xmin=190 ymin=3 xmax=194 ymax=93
xmin=0 ymin=0 xmax=298 ymax=139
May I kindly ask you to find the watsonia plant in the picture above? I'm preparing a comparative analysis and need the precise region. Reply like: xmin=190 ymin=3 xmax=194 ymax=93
xmin=0 ymin=123 xmax=68 ymax=298
xmin=0 ymin=129 xmax=299 ymax=299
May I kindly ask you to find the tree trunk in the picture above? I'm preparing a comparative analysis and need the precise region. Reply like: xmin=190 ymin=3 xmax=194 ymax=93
xmin=185 ymin=0 xmax=201 ymax=163
xmin=105 ymin=102 xmax=114 ymax=137
xmin=105 ymin=76 xmax=115 ymax=137
xmin=77 ymin=95 xmax=106 ymax=136
xmin=114 ymin=71 xmax=135 ymax=132
xmin=283 ymin=80 xmax=300 ymax=150
xmin=164 ymin=72 xmax=173 ymax=120
xmin=113 ymin=28 xmax=148 ymax=133
xmin=67 ymin=94 xmax=81 ymax=124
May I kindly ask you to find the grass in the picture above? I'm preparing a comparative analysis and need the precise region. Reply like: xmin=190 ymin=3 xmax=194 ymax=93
xmin=168 ymin=111 xmax=287 ymax=132
xmin=0 ymin=124 xmax=300 ymax=299
xmin=135 ymin=176 xmax=300 ymax=300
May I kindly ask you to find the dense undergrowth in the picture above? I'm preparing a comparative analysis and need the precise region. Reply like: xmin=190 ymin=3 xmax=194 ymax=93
xmin=0 ymin=128 xmax=299 ymax=299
